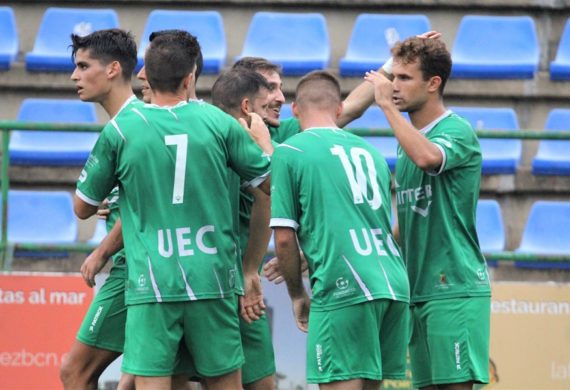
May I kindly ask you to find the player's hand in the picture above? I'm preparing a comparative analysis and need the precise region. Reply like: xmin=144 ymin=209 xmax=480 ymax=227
xmin=263 ymin=257 xmax=285 ymax=284
xmin=291 ymin=292 xmax=311 ymax=333
xmin=417 ymin=30 xmax=442 ymax=40
xmin=364 ymin=70 xmax=394 ymax=109
xmin=240 ymin=272 xmax=266 ymax=324
xmin=239 ymin=113 xmax=274 ymax=156
xmin=80 ymin=249 xmax=108 ymax=288
xmin=96 ymin=199 xmax=110 ymax=220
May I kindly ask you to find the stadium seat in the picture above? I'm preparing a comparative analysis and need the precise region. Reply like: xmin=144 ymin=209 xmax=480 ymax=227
xmin=476 ymin=200 xmax=505 ymax=262
xmin=515 ymin=201 xmax=570 ymax=269
xmin=9 ymin=98 xmax=99 ymax=166
xmin=339 ymin=14 xmax=430 ymax=77
xmin=532 ymin=109 xmax=570 ymax=175
xmin=137 ymin=10 xmax=226 ymax=73
xmin=3 ymin=190 xmax=77 ymax=246
xmin=88 ymin=219 xmax=107 ymax=245
xmin=25 ymin=7 xmax=119 ymax=72
xmin=451 ymin=15 xmax=539 ymax=79
xmin=550 ymin=18 xmax=570 ymax=80
xmin=239 ymin=12 xmax=330 ymax=75
xmin=346 ymin=106 xmax=401 ymax=171
xmin=0 ymin=7 xmax=18 ymax=70
xmin=450 ymin=107 xmax=521 ymax=174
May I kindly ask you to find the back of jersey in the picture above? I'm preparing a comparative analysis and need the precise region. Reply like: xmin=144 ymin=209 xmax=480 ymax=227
xmin=270 ymin=128 xmax=409 ymax=310
xmin=95 ymin=100 xmax=269 ymax=304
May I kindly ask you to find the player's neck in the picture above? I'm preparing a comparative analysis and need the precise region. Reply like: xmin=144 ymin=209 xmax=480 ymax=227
xmin=409 ymin=98 xmax=447 ymax=131
xmin=152 ymin=90 xmax=188 ymax=107
xmin=299 ymin=112 xmax=339 ymax=131
xmin=101 ymin=86 xmax=135 ymax=118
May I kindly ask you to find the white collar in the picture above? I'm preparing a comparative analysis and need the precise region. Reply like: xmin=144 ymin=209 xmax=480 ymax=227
xmin=419 ymin=110 xmax=452 ymax=135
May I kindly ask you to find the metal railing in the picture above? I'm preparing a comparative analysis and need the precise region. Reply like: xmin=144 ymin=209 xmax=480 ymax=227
xmin=1 ymin=120 xmax=570 ymax=270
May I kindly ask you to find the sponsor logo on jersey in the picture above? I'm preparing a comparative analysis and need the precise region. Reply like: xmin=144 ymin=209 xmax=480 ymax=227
xmin=335 ymin=277 xmax=349 ymax=290
xmin=138 ymin=274 xmax=146 ymax=288
xmin=396 ymin=184 xmax=433 ymax=217
xmin=454 ymin=341 xmax=462 ymax=370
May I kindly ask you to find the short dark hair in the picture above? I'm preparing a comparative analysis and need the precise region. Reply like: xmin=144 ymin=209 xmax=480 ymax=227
xmin=232 ymin=57 xmax=281 ymax=75
xmin=391 ymin=37 xmax=452 ymax=95
xmin=211 ymin=69 xmax=271 ymax=114
xmin=149 ymin=29 xmax=203 ymax=82
xmin=295 ymin=70 xmax=341 ymax=111
xmin=71 ymin=28 xmax=137 ymax=80
xmin=145 ymin=30 xmax=200 ymax=93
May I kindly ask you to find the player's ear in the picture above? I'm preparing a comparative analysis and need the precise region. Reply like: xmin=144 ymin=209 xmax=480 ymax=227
xmin=335 ymin=101 xmax=343 ymax=121
xmin=292 ymin=101 xmax=300 ymax=118
xmin=240 ymin=97 xmax=251 ymax=116
xmin=427 ymin=76 xmax=442 ymax=94
xmin=107 ymin=60 xmax=122 ymax=79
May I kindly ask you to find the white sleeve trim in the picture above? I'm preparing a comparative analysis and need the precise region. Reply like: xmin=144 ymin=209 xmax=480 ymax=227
xmin=427 ymin=143 xmax=446 ymax=177
xmin=75 ymin=189 xmax=102 ymax=207
xmin=243 ymin=171 xmax=270 ymax=189
xmin=269 ymin=218 xmax=299 ymax=231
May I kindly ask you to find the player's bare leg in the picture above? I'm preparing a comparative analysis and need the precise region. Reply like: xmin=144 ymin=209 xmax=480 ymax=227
xmin=60 ymin=340 xmax=121 ymax=389
xmin=203 ymin=369 xmax=242 ymax=390
xmin=244 ymin=374 xmax=274 ymax=390
xmin=116 ymin=373 xmax=135 ymax=390
xmin=437 ymin=381 xmax=474 ymax=390
xmin=135 ymin=375 xmax=171 ymax=390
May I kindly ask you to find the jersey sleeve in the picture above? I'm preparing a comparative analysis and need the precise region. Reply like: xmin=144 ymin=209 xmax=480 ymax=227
xmin=75 ymin=125 xmax=120 ymax=206
xmin=226 ymin=119 xmax=271 ymax=188
xmin=428 ymin=122 xmax=481 ymax=176
xmin=269 ymin=146 xmax=300 ymax=230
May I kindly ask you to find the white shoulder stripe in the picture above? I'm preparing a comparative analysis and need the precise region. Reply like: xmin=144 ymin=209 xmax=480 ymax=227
xmin=167 ymin=109 xmax=179 ymax=120
xmin=131 ymin=108 xmax=149 ymax=126
xmin=277 ymin=144 xmax=304 ymax=153
xmin=110 ymin=119 xmax=126 ymax=141
xmin=307 ymin=131 xmax=322 ymax=138
xmin=269 ymin=218 xmax=299 ymax=231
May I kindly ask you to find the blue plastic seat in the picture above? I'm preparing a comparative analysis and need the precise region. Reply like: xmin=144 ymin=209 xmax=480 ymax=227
xmin=451 ymin=15 xmax=539 ymax=79
xmin=239 ymin=12 xmax=330 ymax=75
xmin=9 ymin=99 xmax=99 ymax=166
xmin=450 ymin=107 xmax=521 ymax=174
xmin=532 ymin=109 xmax=570 ymax=175
xmin=346 ymin=106 xmax=402 ymax=171
xmin=515 ymin=201 xmax=570 ymax=269
xmin=25 ymin=7 xmax=119 ymax=72
xmin=550 ymin=19 xmax=570 ymax=80
xmin=0 ymin=7 xmax=18 ymax=70
xmin=476 ymin=199 xmax=505 ymax=267
xmin=3 ymin=190 xmax=77 ymax=245
xmin=137 ymin=10 xmax=226 ymax=73
xmin=339 ymin=14 xmax=430 ymax=77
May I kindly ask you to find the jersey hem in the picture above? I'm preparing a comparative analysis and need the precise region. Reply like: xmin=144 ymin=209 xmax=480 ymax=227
xmin=413 ymin=374 xmax=489 ymax=388
xmin=125 ymin=292 xmax=240 ymax=305
xmin=307 ymin=372 xmax=382 ymax=383
xmin=245 ymin=171 xmax=270 ymax=189
xmin=410 ymin=290 xmax=491 ymax=304
xmin=310 ymin=293 xmax=410 ymax=312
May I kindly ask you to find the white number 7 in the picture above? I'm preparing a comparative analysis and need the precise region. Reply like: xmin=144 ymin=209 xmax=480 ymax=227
xmin=165 ymin=134 xmax=188 ymax=204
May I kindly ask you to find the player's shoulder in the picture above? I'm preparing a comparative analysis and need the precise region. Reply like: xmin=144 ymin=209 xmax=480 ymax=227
xmin=432 ymin=111 xmax=477 ymax=141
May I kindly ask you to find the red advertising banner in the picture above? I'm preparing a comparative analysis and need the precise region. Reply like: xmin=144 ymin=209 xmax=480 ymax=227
xmin=0 ymin=272 xmax=93 ymax=390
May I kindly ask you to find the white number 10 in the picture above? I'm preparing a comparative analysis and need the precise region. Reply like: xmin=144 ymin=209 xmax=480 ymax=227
xmin=330 ymin=145 xmax=382 ymax=210
xmin=164 ymin=134 xmax=188 ymax=204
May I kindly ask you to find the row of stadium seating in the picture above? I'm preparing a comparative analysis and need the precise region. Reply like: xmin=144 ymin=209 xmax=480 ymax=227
xmin=6 ymin=190 xmax=569 ymax=269
xmin=9 ymin=98 xmax=570 ymax=175
xmin=1 ymin=7 xmax=570 ymax=79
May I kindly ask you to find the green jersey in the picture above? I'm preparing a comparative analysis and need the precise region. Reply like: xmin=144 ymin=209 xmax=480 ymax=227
xmin=270 ymin=127 xmax=409 ymax=311
xmin=395 ymin=111 xmax=491 ymax=303
xmin=237 ymin=117 xmax=301 ymax=255
xmin=104 ymin=96 xmax=144 ymax=267
xmin=76 ymin=100 xmax=270 ymax=305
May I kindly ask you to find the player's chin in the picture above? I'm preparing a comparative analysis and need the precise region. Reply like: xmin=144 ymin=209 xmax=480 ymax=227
xmin=265 ymin=116 xmax=280 ymax=128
